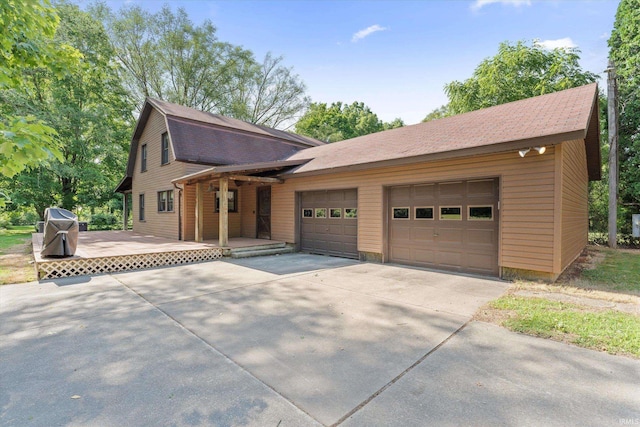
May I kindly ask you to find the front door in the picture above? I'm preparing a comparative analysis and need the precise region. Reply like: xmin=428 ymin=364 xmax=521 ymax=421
xmin=257 ymin=186 xmax=271 ymax=239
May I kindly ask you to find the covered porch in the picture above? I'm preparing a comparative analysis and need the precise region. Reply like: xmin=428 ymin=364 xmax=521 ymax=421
xmin=32 ymin=230 xmax=288 ymax=280
xmin=173 ymin=160 xmax=305 ymax=246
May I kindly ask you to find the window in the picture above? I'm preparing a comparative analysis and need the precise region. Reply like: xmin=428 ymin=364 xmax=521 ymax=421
xmin=167 ymin=190 xmax=174 ymax=212
xmin=302 ymin=209 xmax=313 ymax=218
xmin=415 ymin=207 xmax=434 ymax=220
xmin=392 ymin=207 xmax=410 ymax=219
xmin=315 ymin=208 xmax=327 ymax=218
xmin=440 ymin=206 xmax=462 ymax=220
xmin=141 ymin=144 xmax=147 ymax=172
xmin=469 ymin=206 xmax=493 ymax=221
xmin=157 ymin=190 xmax=174 ymax=212
xmin=215 ymin=189 xmax=238 ymax=213
xmin=139 ymin=194 xmax=145 ymax=221
xmin=330 ymin=208 xmax=342 ymax=218
xmin=344 ymin=208 xmax=357 ymax=219
xmin=161 ymin=133 xmax=169 ymax=165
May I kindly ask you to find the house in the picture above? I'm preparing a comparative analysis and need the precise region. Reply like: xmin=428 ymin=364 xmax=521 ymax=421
xmin=116 ymin=83 xmax=601 ymax=281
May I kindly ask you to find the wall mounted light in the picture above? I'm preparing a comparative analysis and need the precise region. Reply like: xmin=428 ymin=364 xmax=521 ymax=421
xmin=519 ymin=146 xmax=546 ymax=157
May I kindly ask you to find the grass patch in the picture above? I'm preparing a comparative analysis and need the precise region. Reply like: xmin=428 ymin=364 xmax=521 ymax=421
xmin=580 ymin=249 xmax=640 ymax=293
xmin=490 ymin=296 xmax=640 ymax=358
xmin=0 ymin=225 xmax=33 ymax=254
xmin=0 ymin=226 xmax=35 ymax=285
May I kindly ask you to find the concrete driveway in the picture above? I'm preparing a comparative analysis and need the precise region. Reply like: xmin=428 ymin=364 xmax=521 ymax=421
xmin=1 ymin=254 xmax=638 ymax=426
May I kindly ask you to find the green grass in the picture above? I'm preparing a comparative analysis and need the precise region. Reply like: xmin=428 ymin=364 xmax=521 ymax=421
xmin=491 ymin=296 xmax=640 ymax=357
xmin=581 ymin=249 xmax=640 ymax=293
xmin=0 ymin=225 xmax=33 ymax=254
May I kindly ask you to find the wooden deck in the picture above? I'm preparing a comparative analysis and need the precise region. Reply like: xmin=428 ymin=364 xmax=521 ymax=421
xmin=32 ymin=230 xmax=286 ymax=280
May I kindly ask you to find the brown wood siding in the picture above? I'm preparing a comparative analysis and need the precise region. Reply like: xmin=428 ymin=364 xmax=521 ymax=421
xmin=271 ymin=148 xmax=558 ymax=273
xmin=560 ymin=139 xmax=589 ymax=271
xmin=132 ymin=109 xmax=186 ymax=239
xmin=241 ymin=185 xmax=257 ymax=238
xmin=181 ymin=182 xmax=243 ymax=241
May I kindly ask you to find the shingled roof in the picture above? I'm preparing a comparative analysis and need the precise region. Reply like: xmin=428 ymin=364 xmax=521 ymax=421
xmin=286 ymin=83 xmax=601 ymax=180
xmin=116 ymin=98 xmax=324 ymax=192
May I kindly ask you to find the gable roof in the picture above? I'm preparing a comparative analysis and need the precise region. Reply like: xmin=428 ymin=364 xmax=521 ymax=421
xmin=285 ymin=83 xmax=601 ymax=180
xmin=116 ymin=98 xmax=324 ymax=192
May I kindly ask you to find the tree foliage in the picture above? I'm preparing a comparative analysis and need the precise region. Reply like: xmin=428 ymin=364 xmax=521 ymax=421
xmin=2 ymin=1 xmax=133 ymax=215
xmin=95 ymin=4 xmax=308 ymax=128
xmin=0 ymin=0 xmax=80 ymax=179
xmin=609 ymin=0 xmax=640 ymax=211
xmin=295 ymin=101 xmax=404 ymax=142
xmin=422 ymin=105 xmax=450 ymax=122
xmin=444 ymin=40 xmax=598 ymax=115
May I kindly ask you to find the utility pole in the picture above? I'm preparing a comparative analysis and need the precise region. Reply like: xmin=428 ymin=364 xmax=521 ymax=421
xmin=607 ymin=59 xmax=618 ymax=248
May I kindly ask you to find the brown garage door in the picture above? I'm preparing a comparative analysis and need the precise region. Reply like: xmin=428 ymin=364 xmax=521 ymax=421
xmin=300 ymin=189 xmax=358 ymax=258
xmin=389 ymin=178 xmax=499 ymax=276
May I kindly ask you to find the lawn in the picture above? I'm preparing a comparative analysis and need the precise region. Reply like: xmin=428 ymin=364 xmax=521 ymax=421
xmin=478 ymin=246 xmax=640 ymax=359
xmin=580 ymin=249 xmax=640 ymax=293
xmin=0 ymin=225 xmax=36 ymax=285
xmin=490 ymin=296 xmax=640 ymax=358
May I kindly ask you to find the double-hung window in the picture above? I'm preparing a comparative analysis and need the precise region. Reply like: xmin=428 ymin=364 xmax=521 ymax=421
xmin=161 ymin=133 xmax=169 ymax=165
xmin=157 ymin=190 xmax=174 ymax=212
xmin=141 ymin=144 xmax=147 ymax=172
xmin=139 ymin=194 xmax=145 ymax=221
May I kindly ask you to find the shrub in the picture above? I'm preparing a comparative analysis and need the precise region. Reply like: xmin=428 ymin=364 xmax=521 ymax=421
xmin=90 ymin=212 xmax=119 ymax=230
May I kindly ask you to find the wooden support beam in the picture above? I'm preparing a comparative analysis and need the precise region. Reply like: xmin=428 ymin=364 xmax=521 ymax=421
xmin=228 ymin=175 xmax=282 ymax=184
xmin=219 ymin=176 xmax=229 ymax=247
xmin=122 ymin=193 xmax=128 ymax=230
xmin=195 ymin=182 xmax=204 ymax=243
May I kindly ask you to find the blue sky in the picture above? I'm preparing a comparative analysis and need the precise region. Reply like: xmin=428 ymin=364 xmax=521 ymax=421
xmin=79 ymin=0 xmax=620 ymax=124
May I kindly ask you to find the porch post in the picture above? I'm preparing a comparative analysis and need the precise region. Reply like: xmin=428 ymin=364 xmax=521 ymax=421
xmin=122 ymin=192 xmax=128 ymax=230
xmin=195 ymin=182 xmax=204 ymax=242
xmin=219 ymin=176 xmax=229 ymax=247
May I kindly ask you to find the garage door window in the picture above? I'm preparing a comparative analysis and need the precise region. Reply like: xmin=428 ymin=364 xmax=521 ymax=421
xmin=345 ymin=208 xmax=357 ymax=219
xmin=440 ymin=206 xmax=462 ymax=220
xmin=393 ymin=207 xmax=410 ymax=219
xmin=315 ymin=208 xmax=327 ymax=218
xmin=469 ymin=206 xmax=493 ymax=221
xmin=415 ymin=207 xmax=434 ymax=220
xmin=330 ymin=208 xmax=342 ymax=218
xmin=302 ymin=209 xmax=313 ymax=218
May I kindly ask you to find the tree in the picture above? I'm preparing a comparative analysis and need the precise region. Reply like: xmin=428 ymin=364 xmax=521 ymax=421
xmin=95 ymin=4 xmax=308 ymax=128
xmin=444 ymin=40 xmax=598 ymax=115
xmin=295 ymin=101 xmax=404 ymax=142
xmin=2 ymin=1 xmax=133 ymax=215
xmin=0 ymin=0 xmax=80 ymax=179
xmin=422 ymin=105 xmax=450 ymax=122
xmin=609 ymin=0 xmax=640 ymax=222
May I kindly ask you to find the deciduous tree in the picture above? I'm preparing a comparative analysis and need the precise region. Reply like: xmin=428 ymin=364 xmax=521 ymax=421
xmin=444 ymin=40 xmax=598 ymax=115
xmin=609 ymin=0 xmax=640 ymax=221
xmin=295 ymin=101 xmax=403 ymax=142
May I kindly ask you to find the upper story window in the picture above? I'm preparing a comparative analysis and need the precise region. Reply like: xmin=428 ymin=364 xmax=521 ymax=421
xmin=161 ymin=133 xmax=170 ymax=165
xmin=141 ymin=144 xmax=147 ymax=172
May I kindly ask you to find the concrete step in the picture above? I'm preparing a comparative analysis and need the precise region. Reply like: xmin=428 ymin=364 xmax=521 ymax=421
xmin=231 ymin=242 xmax=286 ymax=253
xmin=230 ymin=246 xmax=295 ymax=259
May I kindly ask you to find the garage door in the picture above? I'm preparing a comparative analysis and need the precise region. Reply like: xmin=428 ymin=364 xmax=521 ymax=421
xmin=300 ymin=189 xmax=358 ymax=258
xmin=389 ymin=179 xmax=499 ymax=276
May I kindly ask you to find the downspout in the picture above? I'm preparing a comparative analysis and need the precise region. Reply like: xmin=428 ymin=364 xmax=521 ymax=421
xmin=173 ymin=182 xmax=184 ymax=241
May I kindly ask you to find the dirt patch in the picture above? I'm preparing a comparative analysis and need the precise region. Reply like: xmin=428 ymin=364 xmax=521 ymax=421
xmin=555 ymin=246 xmax=605 ymax=283
xmin=0 ymin=240 xmax=36 ymax=285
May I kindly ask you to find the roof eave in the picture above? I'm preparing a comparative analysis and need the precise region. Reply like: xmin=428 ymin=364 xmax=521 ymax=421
xmin=283 ymin=131 xmax=585 ymax=178
xmin=172 ymin=159 xmax=311 ymax=185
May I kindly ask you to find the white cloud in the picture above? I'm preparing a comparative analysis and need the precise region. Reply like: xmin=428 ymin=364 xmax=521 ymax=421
xmin=351 ymin=24 xmax=388 ymax=43
xmin=471 ymin=0 xmax=532 ymax=11
xmin=537 ymin=37 xmax=578 ymax=50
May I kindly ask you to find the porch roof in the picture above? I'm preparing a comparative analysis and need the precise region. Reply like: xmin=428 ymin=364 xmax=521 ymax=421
xmin=172 ymin=159 xmax=310 ymax=185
